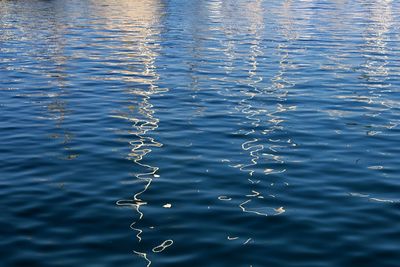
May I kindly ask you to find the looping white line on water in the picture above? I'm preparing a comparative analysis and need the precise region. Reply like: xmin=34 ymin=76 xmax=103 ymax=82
xmin=218 ymin=195 xmax=232 ymax=201
xmin=152 ymin=240 xmax=174 ymax=253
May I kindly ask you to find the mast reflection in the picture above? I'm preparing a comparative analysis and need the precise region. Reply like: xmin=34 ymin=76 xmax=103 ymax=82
xmin=105 ymin=1 xmax=166 ymax=266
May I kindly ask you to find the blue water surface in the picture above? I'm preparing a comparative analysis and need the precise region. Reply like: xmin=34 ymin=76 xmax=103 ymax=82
xmin=1 ymin=0 xmax=400 ymax=266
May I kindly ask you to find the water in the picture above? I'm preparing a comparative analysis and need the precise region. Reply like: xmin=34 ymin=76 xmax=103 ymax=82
xmin=1 ymin=0 xmax=400 ymax=266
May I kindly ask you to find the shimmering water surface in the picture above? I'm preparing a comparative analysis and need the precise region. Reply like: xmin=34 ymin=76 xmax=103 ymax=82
xmin=1 ymin=0 xmax=400 ymax=266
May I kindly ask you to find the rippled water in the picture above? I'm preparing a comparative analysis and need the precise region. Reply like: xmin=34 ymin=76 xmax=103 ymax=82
xmin=1 ymin=0 xmax=400 ymax=266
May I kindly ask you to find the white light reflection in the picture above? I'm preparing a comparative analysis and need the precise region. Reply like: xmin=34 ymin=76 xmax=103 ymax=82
xmin=102 ymin=1 xmax=170 ymax=266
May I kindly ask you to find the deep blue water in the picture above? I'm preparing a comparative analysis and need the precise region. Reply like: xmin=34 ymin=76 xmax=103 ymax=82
xmin=1 ymin=0 xmax=400 ymax=266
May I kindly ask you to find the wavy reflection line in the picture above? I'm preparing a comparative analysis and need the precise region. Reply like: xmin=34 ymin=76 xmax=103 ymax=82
xmin=331 ymin=1 xmax=395 ymax=125
xmin=114 ymin=78 xmax=162 ymax=245
xmin=133 ymin=251 xmax=151 ymax=267
xmin=239 ymin=199 xmax=268 ymax=217
xmin=220 ymin=0 xmax=297 ymax=179
xmin=101 ymin=1 xmax=167 ymax=266
xmin=121 ymin=86 xmax=162 ymax=240
xmin=359 ymin=0 xmax=398 ymax=122
xmin=152 ymin=240 xmax=173 ymax=253
xmin=222 ymin=0 xmax=268 ymax=177
xmin=209 ymin=0 xmax=294 ymax=222
xmin=130 ymin=222 xmax=144 ymax=242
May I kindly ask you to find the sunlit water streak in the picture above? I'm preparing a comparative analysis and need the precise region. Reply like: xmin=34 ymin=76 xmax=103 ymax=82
xmin=99 ymin=1 xmax=172 ymax=265
xmin=207 ymin=1 xmax=299 ymax=224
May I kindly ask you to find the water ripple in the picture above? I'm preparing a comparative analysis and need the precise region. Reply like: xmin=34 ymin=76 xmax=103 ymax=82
xmin=1 ymin=1 xmax=400 ymax=267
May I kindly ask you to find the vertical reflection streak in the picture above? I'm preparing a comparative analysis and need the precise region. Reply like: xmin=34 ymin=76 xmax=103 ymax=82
xmin=360 ymin=0 xmax=393 ymax=102
xmin=105 ymin=1 xmax=166 ymax=266
xmin=212 ymin=0 xmax=267 ymax=177
xmin=210 ymin=0 xmax=299 ymax=223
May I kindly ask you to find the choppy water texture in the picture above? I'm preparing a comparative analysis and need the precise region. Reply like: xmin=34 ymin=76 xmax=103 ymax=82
xmin=1 ymin=0 xmax=400 ymax=266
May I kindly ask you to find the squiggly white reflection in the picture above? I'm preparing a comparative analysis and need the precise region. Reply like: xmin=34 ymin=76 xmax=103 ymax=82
xmin=152 ymin=240 xmax=173 ymax=253
xmin=133 ymin=251 xmax=151 ymax=267
xmin=101 ymin=1 xmax=168 ymax=266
